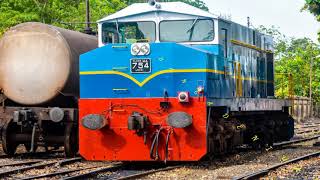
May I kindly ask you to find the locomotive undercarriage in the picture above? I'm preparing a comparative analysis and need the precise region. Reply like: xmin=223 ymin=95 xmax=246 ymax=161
xmin=207 ymin=107 xmax=294 ymax=156
xmin=0 ymin=106 xmax=78 ymax=157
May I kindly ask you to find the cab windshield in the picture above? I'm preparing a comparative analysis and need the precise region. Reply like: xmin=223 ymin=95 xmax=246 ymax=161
xmin=102 ymin=21 xmax=156 ymax=44
xmin=160 ymin=19 xmax=214 ymax=42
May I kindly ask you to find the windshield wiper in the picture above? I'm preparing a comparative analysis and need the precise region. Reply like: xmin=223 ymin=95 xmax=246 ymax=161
xmin=115 ymin=19 xmax=122 ymax=43
xmin=187 ymin=17 xmax=199 ymax=41
xmin=187 ymin=17 xmax=199 ymax=33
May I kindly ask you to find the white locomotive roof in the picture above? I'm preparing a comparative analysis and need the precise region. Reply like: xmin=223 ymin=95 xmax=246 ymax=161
xmin=98 ymin=2 xmax=217 ymax=23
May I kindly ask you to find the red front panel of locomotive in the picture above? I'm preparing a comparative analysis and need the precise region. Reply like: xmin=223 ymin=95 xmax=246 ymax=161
xmin=79 ymin=98 xmax=207 ymax=161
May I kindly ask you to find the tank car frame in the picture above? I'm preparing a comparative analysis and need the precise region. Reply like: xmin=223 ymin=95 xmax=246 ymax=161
xmin=0 ymin=104 xmax=78 ymax=156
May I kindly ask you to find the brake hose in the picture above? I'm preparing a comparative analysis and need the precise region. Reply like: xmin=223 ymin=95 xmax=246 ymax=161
xmin=150 ymin=130 xmax=159 ymax=160
xmin=164 ymin=129 xmax=172 ymax=164
xmin=150 ymin=128 xmax=164 ymax=160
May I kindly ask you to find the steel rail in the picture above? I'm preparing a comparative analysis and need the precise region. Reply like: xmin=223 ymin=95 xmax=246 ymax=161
xmin=233 ymin=151 xmax=320 ymax=180
xmin=62 ymin=163 xmax=123 ymax=180
xmin=59 ymin=157 xmax=82 ymax=166
xmin=19 ymin=167 xmax=97 ymax=180
xmin=0 ymin=157 xmax=81 ymax=177
xmin=273 ymin=135 xmax=320 ymax=148
xmin=295 ymin=125 xmax=319 ymax=129
xmin=114 ymin=165 xmax=183 ymax=180
xmin=0 ymin=160 xmax=42 ymax=168
xmin=0 ymin=150 xmax=64 ymax=159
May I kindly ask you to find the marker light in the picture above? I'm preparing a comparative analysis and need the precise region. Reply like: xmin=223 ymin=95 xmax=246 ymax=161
xmin=178 ymin=92 xmax=190 ymax=103
xmin=140 ymin=44 xmax=150 ymax=55
xmin=197 ymin=86 xmax=204 ymax=94
xmin=131 ymin=43 xmax=151 ymax=56
xmin=131 ymin=44 xmax=140 ymax=55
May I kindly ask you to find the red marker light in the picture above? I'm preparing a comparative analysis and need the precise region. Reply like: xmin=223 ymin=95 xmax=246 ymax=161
xmin=178 ymin=92 xmax=190 ymax=103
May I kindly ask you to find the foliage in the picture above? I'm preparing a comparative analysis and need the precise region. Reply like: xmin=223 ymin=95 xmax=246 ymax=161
xmin=125 ymin=0 xmax=209 ymax=11
xmin=304 ymin=0 xmax=320 ymax=17
xmin=0 ymin=0 xmax=126 ymax=36
xmin=259 ymin=26 xmax=320 ymax=102
xmin=0 ymin=0 xmax=208 ymax=36
xmin=304 ymin=0 xmax=320 ymax=41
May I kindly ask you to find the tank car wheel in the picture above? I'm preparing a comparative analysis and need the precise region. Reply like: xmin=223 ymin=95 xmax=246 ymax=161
xmin=1 ymin=119 xmax=18 ymax=156
xmin=64 ymin=124 xmax=78 ymax=157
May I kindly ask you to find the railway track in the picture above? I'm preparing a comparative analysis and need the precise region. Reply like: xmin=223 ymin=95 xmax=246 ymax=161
xmin=63 ymin=163 xmax=183 ymax=180
xmin=112 ymin=165 xmax=182 ymax=180
xmin=0 ymin=153 xmax=182 ymax=180
xmin=0 ymin=157 xmax=82 ymax=178
xmin=233 ymin=151 xmax=320 ymax=180
xmin=0 ymin=126 xmax=318 ymax=180
xmin=231 ymin=130 xmax=320 ymax=180
xmin=0 ymin=150 xmax=64 ymax=159
xmin=273 ymin=135 xmax=320 ymax=148
xmin=295 ymin=122 xmax=320 ymax=136
xmin=62 ymin=135 xmax=320 ymax=180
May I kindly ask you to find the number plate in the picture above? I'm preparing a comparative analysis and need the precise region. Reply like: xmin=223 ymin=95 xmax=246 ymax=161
xmin=130 ymin=59 xmax=151 ymax=73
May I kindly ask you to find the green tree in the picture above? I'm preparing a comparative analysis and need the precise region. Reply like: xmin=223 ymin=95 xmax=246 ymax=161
xmin=125 ymin=0 xmax=209 ymax=11
xmin=275 ymin=38 xmax=320 ymax=101
xmin=0 ymin=0 xmax=126 ymax=36
xmin=304 ymin=0 xmax=320 ymax=17
xmin=304 ymin=0 xmax=320 ymax=40
xmin=259 ymin=26 xmax=320 ymax=102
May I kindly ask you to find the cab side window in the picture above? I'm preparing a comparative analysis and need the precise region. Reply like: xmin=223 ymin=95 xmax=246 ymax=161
xmin=221 ymin=28 xmax=228 ymax=58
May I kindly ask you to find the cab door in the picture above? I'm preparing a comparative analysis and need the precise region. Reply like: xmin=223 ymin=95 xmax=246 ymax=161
xmin=219 ymin=20 xmax=234 ymax=98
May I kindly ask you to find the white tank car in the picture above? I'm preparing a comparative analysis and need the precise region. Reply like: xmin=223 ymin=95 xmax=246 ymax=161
xmin=0 ymin=22 xmax=97 ymax=105
xmin=0 ymin=22 xmax=97 ymax=157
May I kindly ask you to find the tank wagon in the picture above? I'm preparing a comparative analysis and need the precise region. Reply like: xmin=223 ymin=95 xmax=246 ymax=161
xmin=79 ymin=1 xmax=294 ymax=161
xmin=0 ymin=22 xmax=97 ymax=156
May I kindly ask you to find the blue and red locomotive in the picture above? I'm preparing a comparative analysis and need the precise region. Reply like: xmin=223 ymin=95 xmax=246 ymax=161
xmin=79 ymin=1 xmax=294 ymax=161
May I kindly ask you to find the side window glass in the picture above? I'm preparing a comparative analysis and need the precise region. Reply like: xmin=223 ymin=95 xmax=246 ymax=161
xmin=253 ymin=31 xmax=256 ymax=45
xmin=103 ymin=30 xmax=119 ymax=44
xmin=221 ymin=28 xmax=228 ymax=58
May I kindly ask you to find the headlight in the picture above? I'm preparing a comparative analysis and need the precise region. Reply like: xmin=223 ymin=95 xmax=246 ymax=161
xmin=82 ymin=114 xmax=108 ymax=130
xmin=167 ymin=112 xmax=193 ymax=128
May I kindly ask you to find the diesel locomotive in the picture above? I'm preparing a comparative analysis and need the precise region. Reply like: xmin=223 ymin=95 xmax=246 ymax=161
xmin=0 ymin=22 xmax=97 ymax=156
xmin=79 ymin=1 xmax=294 ymax=161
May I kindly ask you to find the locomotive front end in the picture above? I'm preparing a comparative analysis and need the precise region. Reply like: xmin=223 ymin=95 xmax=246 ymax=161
xmin=79 ymin=42 xmax=210 ymax=161
xmin=78 ymin=1 xmax=220 ymax=162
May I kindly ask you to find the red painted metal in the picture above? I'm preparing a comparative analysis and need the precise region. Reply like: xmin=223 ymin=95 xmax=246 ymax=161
xmin=79 ymin=98 xmax=207 ymax=161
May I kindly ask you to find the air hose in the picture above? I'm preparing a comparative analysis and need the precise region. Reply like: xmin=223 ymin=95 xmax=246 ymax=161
xmin=150 ymin=128 xmax=164 ymax=160
xmin=164 ymin=129 xmax=172 ymax=164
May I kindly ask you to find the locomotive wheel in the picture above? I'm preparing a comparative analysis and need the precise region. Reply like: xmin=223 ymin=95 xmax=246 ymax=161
xmin=1 ymin=119 xmax=18 ymax=156
xmin=64 ymin=124 xmax=78 ymax=157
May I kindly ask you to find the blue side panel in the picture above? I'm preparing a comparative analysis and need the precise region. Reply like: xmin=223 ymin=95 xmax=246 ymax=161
xmin=80 ymin=42 xmax=273 ymax=101
xmin=206 ymin=54 xmax=234 ymax=99
xmin=192 ymin=45 xmax=221 ymax=55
